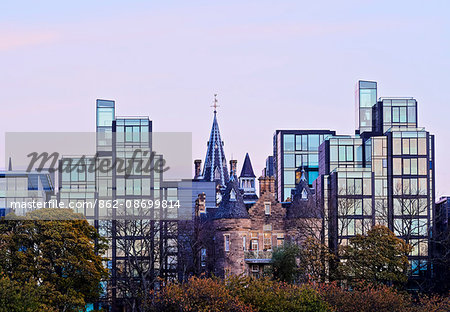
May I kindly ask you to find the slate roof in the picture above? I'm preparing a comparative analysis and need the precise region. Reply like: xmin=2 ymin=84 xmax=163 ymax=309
xmin=202 ymin=111 xmax=229 ymax=187
xmin=214 ymin=177 xmax=249 ymax=219
xmin=239 ymin=153 xmax=256 ymax=178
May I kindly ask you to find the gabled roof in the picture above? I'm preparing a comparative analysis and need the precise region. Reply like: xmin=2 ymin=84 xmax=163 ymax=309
xmin=202 ymin=111 xmax=229 ymax=186
xmin=239 ymin=153 xmax=256 ymax=178
xmin=214 ymin=178 xmax=249 ymax=219
xmin=288 ymin=168 xmax=320 ymax=218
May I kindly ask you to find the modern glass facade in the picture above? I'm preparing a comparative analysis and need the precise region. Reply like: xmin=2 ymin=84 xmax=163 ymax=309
xmin=0 ymin=171 xmax=54 ymax=216
xmin=320 ymin=81 xmax=435 ymax=288
xmin=273 ymin=130 xmax=335 ymax=202
xmin=356 ymin=80 xmax=377 ymax=134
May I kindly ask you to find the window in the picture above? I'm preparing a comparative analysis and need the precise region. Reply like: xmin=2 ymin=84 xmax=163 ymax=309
xmin=201 ymin=248 xmax=207 ymax=266
xmin=295 ymin=135 xmax=302 ymax=151
xmin=284 ymin=171 xmax=295 ymax=185
xmin=301 ymin=189 xmax=308 ymax=199
xmin=264 ymin=202 xmax=271 ymax=215
xmin=263 ymin=232 xmax=272 ymax=250
xmin=251 ymin=265 xmax=259 ymax=272
xmin=277 ymin=233 xmax=284 ymax=246
xmin=224 ymin=235 xmax=230 ymax=252
xmin=308 ymin=153 xmax=319 ymax=167
xmin=230 ymin=189 xmax=236 ymax=201
xmin=251 ymin=232 xmax=258 ymax=250
xmin=283 ymin=135 xmax=294 ymax=151
xmin=243 ymin=236 xmax=246 ymax=251
xmin=308 ymin=135 xmax=320 ymax=150
xmin=295 ymin=154 xmax=303 ymax=167
xmin=284 ymin=154 xmax=295 ymax=168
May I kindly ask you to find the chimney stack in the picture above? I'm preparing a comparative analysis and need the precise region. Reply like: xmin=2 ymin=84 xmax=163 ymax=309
xmin=259 ymin=176 xmax=275 ymax=196
xmin=194 ymin=159 xmax=202 ymax=179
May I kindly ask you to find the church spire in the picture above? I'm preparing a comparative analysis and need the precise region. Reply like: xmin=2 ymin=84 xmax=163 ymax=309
xmin=202 ymin=94 xmax=229 ymax=187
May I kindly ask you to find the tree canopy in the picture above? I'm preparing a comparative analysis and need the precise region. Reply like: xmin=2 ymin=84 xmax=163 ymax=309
xmin=338 ymin=225 xmax=412 ymax=286
xmin=0 ymin=208 xmax=108 ymax=311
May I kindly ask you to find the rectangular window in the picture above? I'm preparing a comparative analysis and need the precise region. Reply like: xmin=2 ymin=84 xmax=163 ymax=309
xmin=302 ymin=135 xmax=308 ymax=151
xmin=339 ymin=146 xmax=346 ymax=161
xmin=308 ymin=135 xmax=320 ymax=150
xmin=403 ymin=139 xmax=410 ymax=155
xmin=283 ymin=135 xmax=295 ymax=151
xmin=330 ymin=146 xmax=338 ymax=161
xmin=408 ymin=106 xmax=416 ymax=123
xmin=400 ymin=107 xmax=407 ymax=122
xmin=224 ymin=235 xmax=230 ymax=252
xmin=263 ymin=232 xmax=272 ymax=250
xmin=308 ymin=153 xmax=319 ymax=168
xmin=403 ymin=159 xmax=411 ymax=175
xmin=243 ymin=236 xmax=246 ymax=251
xmin=295 ymin=135 xmax=302 ymax=151
xmin=277 ymin=233 xmax=284 ymax=246
xmin=295 ymin=154 xmax=303 ymax=168
xmin=264 ymin=202 xmax=271 ymax=215
xmin=393 ymin=158 xmax=401 ymax=175
xmin=393 ymin=107 xmax=400 ymax=122
xmin=284 ymin=154 xmax=295 ymax=168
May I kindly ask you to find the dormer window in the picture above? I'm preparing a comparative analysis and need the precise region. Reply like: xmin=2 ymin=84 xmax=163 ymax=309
xmin=230 ymin=189 xmax=236 ymax=201
xmin=214 ymin=167 xmax=220 ymax=180
xmin=301 ymin=189 xmax=308 ymax=200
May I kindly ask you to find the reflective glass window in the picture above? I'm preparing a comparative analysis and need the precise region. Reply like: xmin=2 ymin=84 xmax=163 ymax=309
xmin=400 ymin=107 xmax=407 ymax=122
xmin=283 ymin=135 xmax=294 ymax=151
xmin=295 ymin=135 xmax=302 ymax=150
xmin=308 ymin=135 xmax=320 ymax=150
xmin=408 ymin=107 xmax=416 ymax=123
xmin=284 ymin=170 xmax=295 ymax=184
xmin=284 ymin=154 xmax=295 ymax=168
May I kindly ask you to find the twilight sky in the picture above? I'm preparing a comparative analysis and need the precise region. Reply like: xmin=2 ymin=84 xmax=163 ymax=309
xmin=1 ymin=0 xmax=449 ymax=196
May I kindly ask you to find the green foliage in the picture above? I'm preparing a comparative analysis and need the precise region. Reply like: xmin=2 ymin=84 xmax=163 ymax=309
xmin=0 ymin=208 xmax=108 ymax=311
xmin=0 ymin=274 xmax=57 ymax=312
xmin=271 ymin=242 xmax=301 ymax=283
xmin=338 ymin=225 xmax=412 ymax=286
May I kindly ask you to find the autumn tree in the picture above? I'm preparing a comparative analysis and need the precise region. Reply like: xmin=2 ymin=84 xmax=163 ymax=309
xmin=0 ymin=208 xmax=108 ymax=311
xmin=338 ymin=225 xmax=412 ymax=286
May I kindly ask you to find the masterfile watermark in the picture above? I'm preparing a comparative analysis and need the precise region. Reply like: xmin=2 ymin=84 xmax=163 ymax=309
xmin=26 ymin=149 xmax=170 ymax=177
xmin=3 ymin=132 xmax=194 ymax=221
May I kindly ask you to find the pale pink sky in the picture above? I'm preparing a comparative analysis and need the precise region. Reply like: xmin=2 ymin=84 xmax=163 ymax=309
xmin=1 ymin=1 xmax=449 ymax=196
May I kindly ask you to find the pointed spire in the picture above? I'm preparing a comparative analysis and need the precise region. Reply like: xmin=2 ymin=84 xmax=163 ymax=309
xmin=202 ymin=95 xmax=229 ymax=186
xmin=8 ymin=157 xmax=12 ymax=171
xmin=239 ymin=153 xmax=256 ymax=178
xmin=300 ymin=167 xmax=306 ymax=182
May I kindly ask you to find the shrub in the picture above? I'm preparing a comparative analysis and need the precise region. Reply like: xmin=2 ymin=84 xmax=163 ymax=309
xmin=151 ymin=276 xmax=252 ymax=312
xmin=226 ymin=275 xmax=330 ymax=312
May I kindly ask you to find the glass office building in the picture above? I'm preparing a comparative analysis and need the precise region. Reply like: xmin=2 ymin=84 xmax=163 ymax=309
xmin=0 ymin=170 xmax=54 ymax=217
xmin=273 ymin=130 xmax=335 ymax=202
xmin=319 ymin=81 xmax=435 ymax=289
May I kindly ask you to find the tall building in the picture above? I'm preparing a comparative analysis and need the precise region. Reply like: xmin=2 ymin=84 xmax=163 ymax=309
xmin=59 ymin=99 xmax=181 ymax=310
xmin=273 ymin=130 xmax=335 ymax=202
xmin=318 ymin=81 xmax=435 ymax=289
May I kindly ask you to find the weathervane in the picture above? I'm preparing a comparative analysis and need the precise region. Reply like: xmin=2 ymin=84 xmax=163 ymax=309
xmin=211 ymin=93 xmax=219 ymax=113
